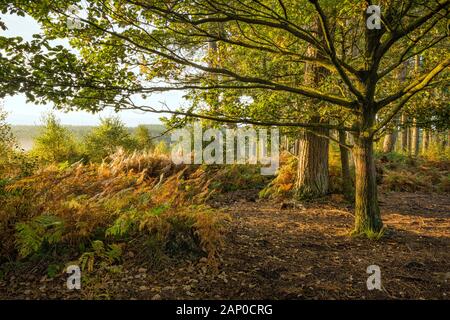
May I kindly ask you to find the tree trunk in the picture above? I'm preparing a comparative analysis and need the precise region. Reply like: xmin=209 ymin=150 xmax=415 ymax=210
xmin=422 ymin=129 xmax=429 ymax=153
xmin=407 ymin=127 xmax=412 ymax=155
xmin=352 ymin=136 xmax=383 ymax=235
xmin=339 ymin=130 xmax=353 ymax=200
xmin=401 ymin=113 xmax=408 ymax=152
xmin=382 ymin=110 xmax=400 ymax=154
xmin=293 ymin=17 xmax=329 ymax=199
xmin=411 ymin=119 xmax=420 ymax=156
xmin=294 ymin=124 xmax=329 ymax=199
xmin=382 ymin=130 xmax=397 ymax=153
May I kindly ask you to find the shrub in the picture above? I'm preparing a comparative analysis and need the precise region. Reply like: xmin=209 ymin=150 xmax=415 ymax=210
xmin=134 ymin=125 xmax=154 ymax=151
xmin=424 ymin=141 xmax=448 ymax=162
xmin=30 ymin=113 xmax=81 ymax=164
xmin=382 ymin=170 xmax=431 ymax=192
xmin=259 ymin=151 xmax=296 ymax=199
xmin=83 ymin=117 xmax=137 ymax=162
xmin=153 ymin=140 xmax=169 ymax=155
xmin=0 ymin=107 xmax=36 ymax=178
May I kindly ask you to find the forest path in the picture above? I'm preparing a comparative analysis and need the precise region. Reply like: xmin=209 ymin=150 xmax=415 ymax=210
xmin=1 ymin=192 xmax=449 ymax=299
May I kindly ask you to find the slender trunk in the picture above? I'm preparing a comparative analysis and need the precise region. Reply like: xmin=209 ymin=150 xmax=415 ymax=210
xmin=411 ymin=119 xmax=420 ymax=156
xmin=284 ymin=136 xmax=289 ymax=151
xmin=382 ymin=105 xmax=401 ymax=154
xmin=411 ymin=57 xmax=421 ymax=156
xmin=401 ymin=113 xmax=408 ymax=152
xmin=422 ymin=129 xmax=429 ymax=153
xmin=447 ymin=130 xmax=450 ymax=148
xmin=407 ymin=127 xmax=412 ymax=155
xmin=435 ymin=133 xmax=442 ymax=149
xmin=352 ymin=136 xmax=383 ymax=235
xmin=295 ymin=123 xmax=329 ymax=199
xmin=339 ymin=130 xmax=353 ymax=200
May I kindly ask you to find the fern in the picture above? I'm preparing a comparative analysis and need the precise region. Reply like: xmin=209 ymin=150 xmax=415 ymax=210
xmin=15 ymin=214 xmax=64 ymax=257
xmin=105 ymin=210 xmax=137 ymax=237
xmin=15 ymin=223 xmax=42 ymax=257
xmin=79 ymin=241 xmax=123 ymax=272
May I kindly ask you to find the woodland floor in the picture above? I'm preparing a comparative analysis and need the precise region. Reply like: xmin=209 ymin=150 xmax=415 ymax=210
xmin=0 ymin=190 xmax=449 ymax=300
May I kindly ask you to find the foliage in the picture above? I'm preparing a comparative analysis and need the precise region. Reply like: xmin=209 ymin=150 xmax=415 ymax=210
xmin=0 ymin=150 xmax=228 ymax=268
xmin=259 ymin=151 xmax=296 ymax=199
xmin=30 ymin=113 xmax=80 ymax=164
xmin=378 ymin=152 xmax=449 ymax=193
xmin=83 ymin=117 xmax=137 ymax=162
xmin=15 ymin=214 xmax=64 ymax=258
xmin=79 ymin=240 xmax=123 ymax=273
xmin=153 ymin=140 xmax=169 ymax=155
xmin=134 ymin=125 xmax=154 ymax=151
xmin=1 ymin=108 xmax=37 ymax=179
xmin=2 ymin=0 xmax=449 ymax=236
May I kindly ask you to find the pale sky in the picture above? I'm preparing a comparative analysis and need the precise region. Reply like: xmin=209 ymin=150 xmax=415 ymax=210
xmin=1 ymin=13 xmax=185 ymax=126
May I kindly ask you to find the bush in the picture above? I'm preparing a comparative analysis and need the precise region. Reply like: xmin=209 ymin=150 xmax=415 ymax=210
xmin=134 ymin=125 xmax=154 ymax=151
xmin=83 ymin=117 xmax=138 ymax=162
xmin=424 ymin=141 xmax=449 ymax=162
xmin=0 ymin=108 xmax=37 ymax=179
xmin=259 ymin=151 xmax=296 ymax=199
xmin=30 ymin=113 xmax=81 ymax=164
xmin=383 ymin=170 xmax=430 ymax=192
xmin=153 ymin=140 xmax=169 ymax=155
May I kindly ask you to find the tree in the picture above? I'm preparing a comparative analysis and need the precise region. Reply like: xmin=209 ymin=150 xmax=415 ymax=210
xmin=0 ymin=105 xmax=18 ymax=174
xmin=3 ymin=0 xmax=449 ymax=237
xmin=31 ymin=113 xmax=80 ymax=164
xmin=84 ymin=117 xmax=137 ymax=162
xmin=294 ymin=18 xmax=330 ymax=199
xmin=339 ymin=130 xmax=353 ymax=200
xmin=134 ymin=125 xmax=154 ymax=151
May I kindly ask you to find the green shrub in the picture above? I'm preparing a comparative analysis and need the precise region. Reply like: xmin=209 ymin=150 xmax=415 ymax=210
xmin=30 ymin=113 xmax=81 ymax=164
xmin=15 ymin=214 xmax=65 ymax=258
xmin=0 ymin=107 xmax=36 ymax=178
xmin=383 ymin=170 xmax=430 ymax=192
xmin=83 ymin=117 xmax=137 ymax=162
xmin=153 ymin=140 xmax=169 ymax=155
xmin=134 ymin=125 xmax=154 ymax=151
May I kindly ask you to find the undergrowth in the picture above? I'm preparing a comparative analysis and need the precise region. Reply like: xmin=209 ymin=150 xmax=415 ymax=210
xmin=0 ymin=149 xmax=246 ymax=273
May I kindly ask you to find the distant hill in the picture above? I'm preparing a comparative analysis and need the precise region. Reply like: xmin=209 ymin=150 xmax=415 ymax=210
xmin=12 ymin=124 xmax=168 ymax=150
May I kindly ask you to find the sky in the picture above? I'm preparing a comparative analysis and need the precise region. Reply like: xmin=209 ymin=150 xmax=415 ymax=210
xmin=1 ymin=13 xmax=185 ymax=127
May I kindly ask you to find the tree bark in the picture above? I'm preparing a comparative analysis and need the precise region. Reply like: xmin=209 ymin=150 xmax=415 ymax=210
xmin=401 ymin=113 xmax=408 ymax=153
xmin=411 ymin=119 xmax=420 ymax=156
xmin=352 ymin=136 xmax=383 ymax=235
xmin=295 ymin=122 xmax=329 ymax=199
xmin=422 ymin=129 xmax=429 ymax=153
xmin=407 ymin=127 xmax=412 ymax=155
xmin=339 ymin=130 xmax=353 ymax=200
xmin=382 ymin=129 xmax=398 ymax=153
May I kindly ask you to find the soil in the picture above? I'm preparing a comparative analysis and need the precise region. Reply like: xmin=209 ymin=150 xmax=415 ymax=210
xmin=0 ymin=191 xmax=449 ymax=300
